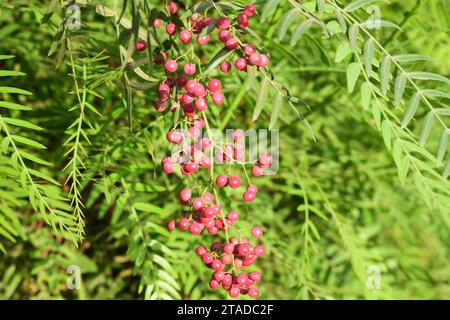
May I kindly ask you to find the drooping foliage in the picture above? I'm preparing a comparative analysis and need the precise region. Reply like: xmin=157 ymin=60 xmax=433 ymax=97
xmin=0 ymin=0 xmax=448 ymax=299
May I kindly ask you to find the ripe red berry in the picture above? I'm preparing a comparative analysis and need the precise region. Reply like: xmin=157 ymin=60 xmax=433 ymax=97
xmin=197 ymin=34 xmax=210 ymax=45
xmin=201 ymin=138 xmax=212 ymax=150
xmin=201 ymin=156 xmax=212 ymax=169
xmin=167 ymin=220 xmax=176 ymax=231
xmin=229 ymin=287 xmax=240 ymax=298
xmin=183 ymin=63 xmax=196 ymax=75
xmin=181 ymin=93 xmax=195 ymax=104
xmin=153 ymin=18 xmax=162 ymax=28
xmin=158 ymin=83 xmax=170 ymax=98
xmin=202 ymin=252 xmax=214 ymax=264
xmin=244 ymin=5 xmax=257 ymax=17
xmin=178 ymin=218 xmax=190 ymax=230
xmin=222 ymin=254 xmax=233 ymax=265
xmin=194 ymin=83 xmax=207 ymax=97
xmin=135 ymin=40 xmax=147 ymax=52
xmin=208 ymin=79 xmax=222 ymax=92
xmin=216 ymin=174 xmax=228 ymax=187
xmin=186 ymin=80 xmax=197 ymax=93
xmin=250 ymin=271 xmax=262 ymax=282
xmin=166 ymin=131 xmax=183 ymax=144
xmin=179 ymin=30 xmax=192 ymax=43
xmin=225 ymin=38 xmax=238 ymax=50
xmin=251 ymin=226 xmax=263 ymax=238
xmin=228 ymin=175 xmax=241 ymax=188
xmin=223 ymin=243 xmax=234 ymax=254
xmin=237 ymin=13 xmax=249 ymax=27
xmin=236 ymin=274 xmax=248 ymax=286
xmin=235 ymin=58 xmax=248 ymax=71
xmin=243 ymin=44 xmax=256 ymax=56
xmin=216 ymin=17 xmax=230 ymax=30
xmin=189 ymin=222 xmax=203 ymax=235
xmin=212 ymin=204 xmax=221 ymax=216
xmin=191 ymin=13 xmax=201 ymax=22
xmin=192 ymin=197 xmax=205 ymax=210
xmin=251 ymin=165 xmax=263 ymax=177
xmin=211 ymin=259 xmax=224 ymax=271
xmin=164 ymin=60 xmax=178 ymax=73
xmin=202 ymin=192 xmax=214 ymax=203
xmin=220 ymin=61 xmax=232 ymax=73
xmin=238 ymin=243 xmax=252 ymax=256
xmin=223 ymin=274 xmax=232 ymax=287
xmin=179 ymin=188 xmax=192 ymax=203
xmin=218 ymin=30 xmax=231 ymax=42
xmin=209 ymin=279 xmax=220 ymax=289
xmin=195 ymin=98 xmax=208 ymax=111
xmin=167 ymin=2 xmax=178 ymax=15
xmin=259 ymin=54 xmax=270 ymax=67
xmin=196 ymin=246 xmax=207 ymax=256
xmin=185 ymin=161 xmax=199 ymax=173
xmin=227 ymin=211 xmax=239 ymax=222
xmin=166 ymin=23 xmax=177 ymax=36
xmin=249 ymin=53 xmax=262 ymax=66
xmin=259 ymin=153 xmax=273 ymax=167
xmin=208 ymin=226 xmax=219 ymax=235
xmin=194 ymin=118 xmax=205 ymax=128
xmin=211 ymin=91 xmax=225 ymax=105
xmin=162 ymin=160 xmax=174 ymax=173
xmin=232 ymin=129 xmax=245 ymax=141
xmin=254 ymin=245 xmax=265 ymax=256
xmin=155 ymin=100 xmax=166 ymax=113
xmin=248 ymin=287 xmax=259 ymax=298
xmin=243 ymin=191 xmax=256 ymax=203
xmin=213 ymin=271 xmax=225 ymax=281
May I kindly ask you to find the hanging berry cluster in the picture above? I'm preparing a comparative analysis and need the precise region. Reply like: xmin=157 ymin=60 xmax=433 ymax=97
xmin=138 ymin=2 xmax=274 ymax=299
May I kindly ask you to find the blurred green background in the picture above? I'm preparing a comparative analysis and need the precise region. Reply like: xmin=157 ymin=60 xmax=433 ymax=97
xmin=0 ymin=0 xmax=449 ymax=299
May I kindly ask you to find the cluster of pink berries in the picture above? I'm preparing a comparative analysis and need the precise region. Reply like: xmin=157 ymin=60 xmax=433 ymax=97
xmin=142 ymin=2 xmax=273 ymax=299
xmin=135 ymin=2 xmax=269 ymax=114
xmin=196 ymin=234 xmax=264 ymax=298
xmin=167 ymin=189 xmax=235 ymax=236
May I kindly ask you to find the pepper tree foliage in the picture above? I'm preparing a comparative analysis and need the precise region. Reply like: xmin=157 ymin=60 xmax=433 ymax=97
xmin=0 ymin=0 xmax=449 ymax=299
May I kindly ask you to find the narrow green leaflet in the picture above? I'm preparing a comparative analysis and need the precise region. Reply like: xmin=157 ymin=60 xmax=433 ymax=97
xmin=361 ymin=82 xmax=372 ymax=109
xmin=379 ymin=55 xmax=391 ymax=95
xmin=0 ymin=101 xmax=32 ymax=111
xmin=346 ymin=62 xmax=361 ymax=93
xmin=10 ymin=135 xmax=47 ymax=149
xmin=335 ymin=9 xmax=347 ymax=33
xmin=278 ymin=9 xmax=297 ymax=40
xmin=408 ymin=72 xmax=450 ymax=84
xmin=437 ymin=130 xmax=448 ymax=163
xmin=0 ymin=87 xmax=32 ymax=95
xmin=421 ymin=90 xmax=450 ymax=99
xmin=348 ymin=23 xmax=359 ymax=51
xmin=269 ymin=93 xmax=283 ymax=130
xmin=290 ymin=20 xmax=313 ymax=46
xmin=363 ymin=38 xmax=374 ymax=76
xmin=419 ymin=111 xmax=435 ymax=146
xmin=252 ymin=77 xmax=269 ymax=122
xmin=394 ymin=74 xmax=406 ymax=107
xmin=393 ymin=54 xmax=433 ymax=63
xmin=261 ymin=0 xmax=281 ymax=22
xmin=1 ymin=118 xmax=43 ymax=131
xmin=401 ymin=92 xmax=420 ymax=128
